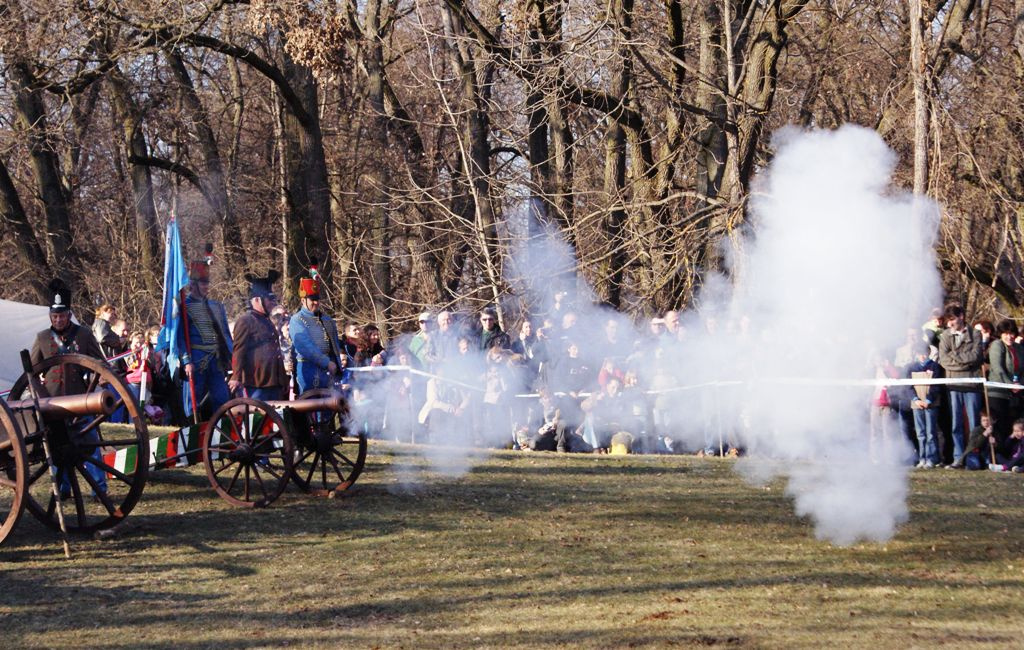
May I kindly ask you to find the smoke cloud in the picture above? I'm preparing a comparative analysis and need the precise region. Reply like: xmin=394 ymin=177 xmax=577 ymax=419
xmin=356 ymin=125 xmax=940 ymax=545
xmin=657 ymin=125 xmax=942 ymax=544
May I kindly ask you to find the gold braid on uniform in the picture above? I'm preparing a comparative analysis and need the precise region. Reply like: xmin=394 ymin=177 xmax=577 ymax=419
xmin=186 ymin=300 xmax=220 ymax=372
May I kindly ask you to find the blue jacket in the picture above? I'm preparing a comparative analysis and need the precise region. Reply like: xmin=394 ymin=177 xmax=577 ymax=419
xmin=905 ymin=357 xmax=941 ymax=405
xmin=289 ymin=307 xmax=341 ymax=371
xmin=177 ymin=294 xmax=232 ymax=367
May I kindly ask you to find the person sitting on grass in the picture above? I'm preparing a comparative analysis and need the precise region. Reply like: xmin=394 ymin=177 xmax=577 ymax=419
xmin=580 ymin=376 xmax=636 ymax=453
xmin=519 ymin=390 xmax=593 ymax=453
xmin=988 ymin=418 xmax=1024 ymax=473
xmin=949 ymin=411 xmax=996 ymax=470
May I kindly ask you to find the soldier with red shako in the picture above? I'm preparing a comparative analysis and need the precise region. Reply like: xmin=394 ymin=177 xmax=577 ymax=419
xmin=288 ymin=271 xmax=344 ymax=393
xmin=177 ymin=252 xmax=232 ymax=420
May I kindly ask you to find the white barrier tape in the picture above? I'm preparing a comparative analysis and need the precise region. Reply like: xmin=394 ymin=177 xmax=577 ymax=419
xmin=759 ymin=376 xmax=984 ymax=388
xmin=341 ymin=365 xmax=1022 ymax=398
xmin=645 ymin=376 xmax=1001 ymax=395
xmin=516 ymin=377 xmax=1019 ymax=399
xmin=346 ymin=364 xmax=405 ymax=374
xmin=513 ymin=391 xmax=594 ymax=399
xmin=347 ymin=364 xmax=486 ymax=392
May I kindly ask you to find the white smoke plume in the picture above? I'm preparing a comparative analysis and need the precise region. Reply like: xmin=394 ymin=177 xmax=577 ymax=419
xmin=355 ymin=124 xmax=941 ymax=545
xmin=663 ymin=124 xmax=942 ymax=544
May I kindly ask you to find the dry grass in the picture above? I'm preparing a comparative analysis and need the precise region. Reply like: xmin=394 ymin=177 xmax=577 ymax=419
xmin=1 ymin=444 xmax=1023 ymax=649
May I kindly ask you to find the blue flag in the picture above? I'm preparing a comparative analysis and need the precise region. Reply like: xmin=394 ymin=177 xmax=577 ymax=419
xmin=156 ymin=217 xmax=189 ymax=377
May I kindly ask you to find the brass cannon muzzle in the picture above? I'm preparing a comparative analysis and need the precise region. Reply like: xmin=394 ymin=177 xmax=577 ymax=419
xmin=265 ymin=395 xmax=346 ymax=413
xmin=7 ymin=389 xmax=118 ymax=419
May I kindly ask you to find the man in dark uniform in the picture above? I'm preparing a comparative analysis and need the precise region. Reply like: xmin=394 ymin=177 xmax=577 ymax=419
xmin=177 ymin=259 xmax=232 ymax=420
xmin=30 ymin=279 xmax=105 ymax=394
xmin=29 ymin=279 xmax=107 ymax=496
xmin=229 ymin=271 xmax=288 ymax=401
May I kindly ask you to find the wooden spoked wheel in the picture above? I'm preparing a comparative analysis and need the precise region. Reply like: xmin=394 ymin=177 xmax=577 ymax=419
xmin=0 ymin=401 xmax=28 ymax=545
xmin=202 ymin=398 xmax=294 ymax=508
xmin=288 ymin=388 xmax=366 ymax=495
xmin=8 ymin=354 xmax=149 ymax=534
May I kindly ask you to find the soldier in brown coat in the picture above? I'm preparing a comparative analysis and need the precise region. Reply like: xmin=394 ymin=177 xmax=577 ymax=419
xmin=29 ymin=279 xmax=108 ymax=496
xmin=229 ymin=270 xmax=287 ymax=400
xmin=30 ymin=279 xmax=105 ymax=396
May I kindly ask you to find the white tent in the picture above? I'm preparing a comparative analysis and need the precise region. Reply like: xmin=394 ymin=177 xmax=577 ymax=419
xmin=0 ymin=298 xmax=52 ymax=391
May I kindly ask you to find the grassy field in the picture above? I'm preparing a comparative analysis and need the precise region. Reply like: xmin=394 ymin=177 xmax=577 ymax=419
xmin=1 ymin=443 xmax=1022 ymax=649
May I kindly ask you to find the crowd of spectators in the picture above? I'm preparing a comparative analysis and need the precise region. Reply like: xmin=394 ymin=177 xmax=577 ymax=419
xmin=87 ymin=297 xmax=1024 ymax=469
xmin=872 ymin=304 xmax=1024 ymax=471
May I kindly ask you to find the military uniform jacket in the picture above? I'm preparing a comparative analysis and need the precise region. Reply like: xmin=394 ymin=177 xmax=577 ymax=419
xmin=177 ymin=294 xmax=233 ymax=367
xmin=289 ymin=308 xmax=341 ymax=370
xmin=231 ymin=309 xmax=287 ymax=388
xmin=30 ymin=324 xmax=105 ymax=396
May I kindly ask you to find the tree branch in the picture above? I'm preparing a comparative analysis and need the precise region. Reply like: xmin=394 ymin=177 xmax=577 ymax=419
xmin=174 ymin=31 xmax=315 ymax=130
xmin=127 ymin=154 xmax=215 ymax=206
xmin=0 ymin=156 xmax=50 ymax=298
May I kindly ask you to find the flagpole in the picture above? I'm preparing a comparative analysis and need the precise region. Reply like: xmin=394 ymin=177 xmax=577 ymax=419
xmin=139 ymin=344 xmax=149 ymax=410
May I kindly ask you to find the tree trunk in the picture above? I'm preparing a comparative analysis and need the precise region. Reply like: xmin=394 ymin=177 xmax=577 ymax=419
xmin=164 ymin=49 xmax=242 ymax=273
xmin=548 ymin=95 xmax=575 ymax=242
xmin=910 ymin=0 xmax=931 ymax=196
xmin=696 ymin=2 xmax=728 ymax=273
xmin=442 ymin=4 xmax=503 ymax=310
xmin=278 ymin=49 xmax=335 ymax=304
xmin=9 ymin=61 xmax=82 ymax=296
xmin=876 ymin=0 xmax=977 ymax=138
xmin=363 ymin=0 xmax=394 ymax=320
xmin=524 ymin=0 xmax=557 ymax=236
xmin=598 ymin=0 xmax=633 ymax=308
xmin=0 ymin=157 xmax=50 ymax=300
xmin=107 ymin=69 xmax=162 ymax=297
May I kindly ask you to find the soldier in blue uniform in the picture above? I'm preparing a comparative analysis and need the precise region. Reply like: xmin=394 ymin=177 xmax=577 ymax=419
xmin=289 ymin=275 xmax=344 ymax=393
xmin=178 ymin=259 xmax=232 ymax=420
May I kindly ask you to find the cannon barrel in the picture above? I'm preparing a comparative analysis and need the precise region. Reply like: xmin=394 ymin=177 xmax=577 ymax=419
xmin=6 ymin=389 xmax=117 ymax=419
xmin=264 ymin=395 xmax=346 ymax=413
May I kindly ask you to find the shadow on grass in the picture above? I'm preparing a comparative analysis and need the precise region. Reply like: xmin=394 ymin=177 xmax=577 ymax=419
xmin=2 ymin=449 xmax=1023 ymax=648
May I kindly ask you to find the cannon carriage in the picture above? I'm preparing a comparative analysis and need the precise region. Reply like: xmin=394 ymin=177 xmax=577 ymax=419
xmin=0 ymin=352 xmax=366 ymax=546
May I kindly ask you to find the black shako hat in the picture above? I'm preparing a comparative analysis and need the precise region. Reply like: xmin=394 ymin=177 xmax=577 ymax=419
xmin=47 ymin=279 xmax=71 ymax=313
xmin=244 ymin=270 xmax=281 ymax=300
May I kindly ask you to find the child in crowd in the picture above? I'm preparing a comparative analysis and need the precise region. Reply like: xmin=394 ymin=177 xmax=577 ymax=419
xmin=907 ymin=341 xmax=942 ymax=468
xmin=125 ymin=329 xmax=165 ymax=424
xmin=989 ymin=418 xmax=1024 ymax=472
xmin=949 ymin=411 xmax=995 ymax=470
xmin=869 ymin=352 xmax=901 ymax=462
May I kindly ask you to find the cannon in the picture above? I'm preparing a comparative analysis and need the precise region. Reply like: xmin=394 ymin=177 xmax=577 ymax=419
xmin=198 ymin=389 xmax=363 ymax=507
xmin=5 ymin=389 xmax=118 ymax=420
xmin=0 ymin=352 xmax=363 ymax=546
xmin=0 ymin=400 xmax=28 ymax=546
xmin=0 ymin=389 xmax=118 ymax=545
xmin=284 ymin=389 xmax=366 ymax=495
xmin=3 ymin=354 xmax=150 ymax=539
